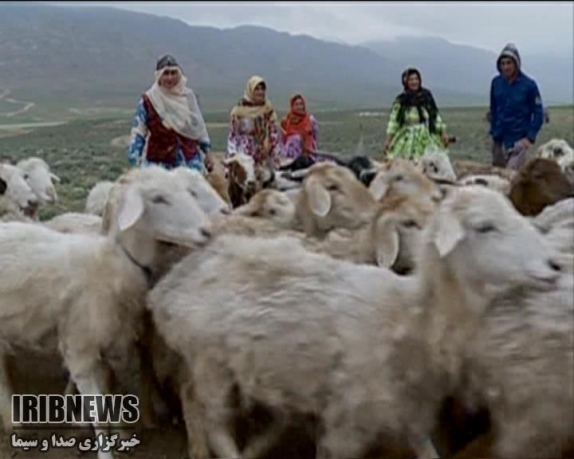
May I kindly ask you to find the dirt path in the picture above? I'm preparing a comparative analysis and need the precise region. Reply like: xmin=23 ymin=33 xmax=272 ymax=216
xmin=0 ymin=88 xmax=36 ymax=118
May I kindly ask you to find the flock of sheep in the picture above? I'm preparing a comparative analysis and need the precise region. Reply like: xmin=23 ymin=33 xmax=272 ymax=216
xmin=0 ymin=137 xmax=573 ymax=459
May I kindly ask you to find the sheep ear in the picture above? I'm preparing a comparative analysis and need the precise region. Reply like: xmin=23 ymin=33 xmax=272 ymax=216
xmin=50 ymin=172 xmax=61 ymax=183
xmin=376 ymin=228 xmax=400 ymax=268
xmin=433 ymin=210 xmax=465 ymax=258
xmin=116 ymin=186 xmax=145 ymax=232
xmin=369 ymin=179 xmax=389 ymax=201
xmin=307 ymin=180 xmax=331 ymax=217
xmin=0 ymin=178 xmax=6 ymax=195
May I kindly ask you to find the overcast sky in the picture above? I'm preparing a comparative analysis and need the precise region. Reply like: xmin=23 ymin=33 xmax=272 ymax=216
xmin=48 ymin=1 xmax=574 ymax=56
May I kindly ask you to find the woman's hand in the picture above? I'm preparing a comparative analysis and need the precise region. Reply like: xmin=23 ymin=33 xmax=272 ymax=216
xmin=383 ymin=137 xmax=391 ymax=153
xmin=441 ymin=131 xmax=450 ymax=147
xmin=204 ymin=152 xmax=215 ymax=172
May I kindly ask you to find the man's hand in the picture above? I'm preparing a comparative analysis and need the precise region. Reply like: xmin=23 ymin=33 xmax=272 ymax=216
xmin=441 ymin=132 xmax=450 ymax=147
xmin=517 ymin=138 xmax=532 ymax=150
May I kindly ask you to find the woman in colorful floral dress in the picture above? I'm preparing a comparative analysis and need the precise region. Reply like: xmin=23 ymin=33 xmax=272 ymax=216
xmin=226 ymin=75 xmax=282 ymax=168
xmin=383 ymin=68 xmax=450 ymax=160
xmin=127 ymin=54 xmax=213 ymax=172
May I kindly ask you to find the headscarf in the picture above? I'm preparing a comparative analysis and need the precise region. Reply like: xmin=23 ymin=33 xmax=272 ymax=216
xmin=230 ymin=75 xmax=278 ymax=121
xmin=230 ymin=76 xmax=278 ymax=155
xmin=394 ymin=67 xmax=439 ymax=134
xmin=145 ymin=54 xmax=210 ymax=142
xmin=281 ymin=94 xmax=314 ymax=152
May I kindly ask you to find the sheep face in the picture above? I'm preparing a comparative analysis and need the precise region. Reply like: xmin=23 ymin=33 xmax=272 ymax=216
xmin=113 ymin=166 xmax=211 ymax=249
xmin=171 ymin=167 xmax=231 ymax=216
xmin=0 ymin=164 xmax=38 ymax=217
xmin=509 ymin=158 xmax=574 ymax=216
xmin=233 ymin=189 xmax=295 ymax=229
xmin=224 ymin=153 xmax=257 ymax=207
xmin=429 ymin=185 xmax=561 ymax=299
xmin=16 ymin=158 xmax=60 ymax=205
xmin=416 ymin=146 xmax=457 ymax=183
xmin=537 ymin=139 xmax=573 ymax=161
xmin=369 ymin=159 xmax=442 ymax=203
xmin=372 ymin=195 xmax=436 ymax=273
xmin=301 ymin=163 xmax=377 ymax=233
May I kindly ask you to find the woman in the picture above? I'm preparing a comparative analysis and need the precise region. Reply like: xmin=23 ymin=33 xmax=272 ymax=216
xmin=383 ymin=68 xmax=450 ymax=160
xmin=226 ymin=76 xmax=282 ymax=168
xmin=280 ymin=93 xmax=319 ymax=163
xmin=127 ymin=54 xmax=213 ymax=172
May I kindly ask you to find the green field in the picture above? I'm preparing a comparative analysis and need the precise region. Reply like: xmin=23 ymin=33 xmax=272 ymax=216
xmin=0 ymin=106 xmax=572 ymax=220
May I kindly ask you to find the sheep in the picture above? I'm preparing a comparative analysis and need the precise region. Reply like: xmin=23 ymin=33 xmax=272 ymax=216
xmin=0 ymin=163 xmax=38 ymax=218
xmin=457 ymin=174 xmax=511 ymax=195
xmin=416 ymin=145 xmax=457 ymax=183
xmin=223 ymin=153 xmax=257 ymax=208
xmin=148 ymin=185 xmax=562 ymax=459
xmin=206 ymin=160 xmax=232 ymax=206
xmin=368 ymin=158 xmax=443 ymax=205
xmin=451 ymin=159 xmax=516 ymax=182
xmin=16 ymin=157 xmax=60 ymax=207
xmin=295 ymin=162 xmax=380 ymax=238
xmin=232 ymin=189 xmax=297 ymax=229
xmin=537 ymin=139 xmax=574 ymax=185
xmin=312 ymin=193 xmax=437 ymax=273
xmin=508 ymin=157 xmax=574 ymax=216
xmin=171 ymin=166 xmax=231 ymax=216
xmin=531 ymin=198 xmax=574 ymax=259
xmin=536 ymin=138 xmax=573 ymax=162
xmin=85 ymin=180 xmax=114 ymax=216
xmin=44 ymin=212 xmax=103 ymax=235
xmin=0 ymin=165 xmax=212 ymax=459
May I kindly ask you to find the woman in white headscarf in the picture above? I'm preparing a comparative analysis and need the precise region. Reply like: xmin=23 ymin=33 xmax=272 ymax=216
xmin=128 ymin=54 xmax=213 ymax=172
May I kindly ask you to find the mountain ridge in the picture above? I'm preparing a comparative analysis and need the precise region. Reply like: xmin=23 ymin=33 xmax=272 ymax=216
xmin=0 ymin=2 xmax=571 ymax=121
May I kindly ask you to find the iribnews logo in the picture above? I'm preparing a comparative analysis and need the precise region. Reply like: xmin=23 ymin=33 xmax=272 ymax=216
xmin=12 ymin=395 xmax=139 ymax=425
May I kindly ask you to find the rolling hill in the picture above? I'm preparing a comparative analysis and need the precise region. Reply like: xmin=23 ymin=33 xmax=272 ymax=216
xmin=0 ymin=2 xmax=571 ymax=120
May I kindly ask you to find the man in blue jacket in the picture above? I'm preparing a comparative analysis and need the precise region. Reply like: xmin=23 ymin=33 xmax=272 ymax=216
xmin=489 ymin=43 xmax=544 ymax=169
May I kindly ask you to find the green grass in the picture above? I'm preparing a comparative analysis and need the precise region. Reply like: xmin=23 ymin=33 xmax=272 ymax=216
xmin=0 ymin=106 xmax=572 ymax=220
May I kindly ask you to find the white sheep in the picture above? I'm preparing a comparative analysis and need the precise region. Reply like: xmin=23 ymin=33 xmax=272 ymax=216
xmin=369 ymin=158 xmax=443 ymax=204
xmin=171 ymin=166 xmax=231 ymax=216
xmin=148 ymin=185 xmax=562 ymax=459
xmin=44 ymin=212 xmax=103 ymax=235
xmin=457 ymin=174 xmax=511 ymax=195
xmin=295 ymin=162 xmax=379 ymax=238
xmin=232 ymin=189 xmax=297 ymax=230
xmin=537 ymin=138 xmax=574 ymax=185
xmin=85 ymin=180 xmax=114 ymax=216
xmin=416 ymin=144 xmax=457 ymax=183
xmin=0 ymin=165 xmax=212 ymax=459
xmin=0 ymin=163 xmax=38 ymax=217
xmin=16 ymin=157 xmax=60 ymax=206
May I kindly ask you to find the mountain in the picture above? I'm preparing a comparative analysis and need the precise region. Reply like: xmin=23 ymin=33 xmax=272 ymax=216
xmin=0 ymin=2 xmax=571 ymax=120
xmin=0 ymin=2 xmax=486 ymax=116
xmin=362 ymin=36 xmax=574 ymax=106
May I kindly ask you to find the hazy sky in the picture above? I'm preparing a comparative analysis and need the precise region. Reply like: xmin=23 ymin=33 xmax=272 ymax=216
xmin=48 ymin=1 xmax=573 ymax=56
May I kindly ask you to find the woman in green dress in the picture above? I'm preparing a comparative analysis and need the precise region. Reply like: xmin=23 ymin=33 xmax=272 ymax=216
xmin=383 ymin=68 xmax=450 ymax=160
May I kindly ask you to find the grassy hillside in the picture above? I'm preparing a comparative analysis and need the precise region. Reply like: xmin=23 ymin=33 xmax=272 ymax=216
xmin=0 ymin=106 xmax=572 ymax=220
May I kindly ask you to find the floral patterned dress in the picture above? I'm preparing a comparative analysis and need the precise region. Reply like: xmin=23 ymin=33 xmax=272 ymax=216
xmin=226 ymin=113 xmax=282 ymax=167
xmin=386 ymin=103 xmax=447 ymax=160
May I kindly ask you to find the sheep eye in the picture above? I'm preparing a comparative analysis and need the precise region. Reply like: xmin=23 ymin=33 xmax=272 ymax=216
xmin=475 ymin=222 xmax=496 ymax=233
xmin=402 ymin=219 xmax=420 ymax=229
xmin=268 ymin=209 xmax=277 ymax=216
xmin=23 ymin=174 xmax=29 ymax=180
xmin=189 ymin=189 xmax=198 ymax=198
xmin=152 ymin=195 xmax=169 ymax=205
xmin=327 ymin=184 xmax=339 ymax=191
xmin=394 ymin=175 xmax=404 ymax=182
